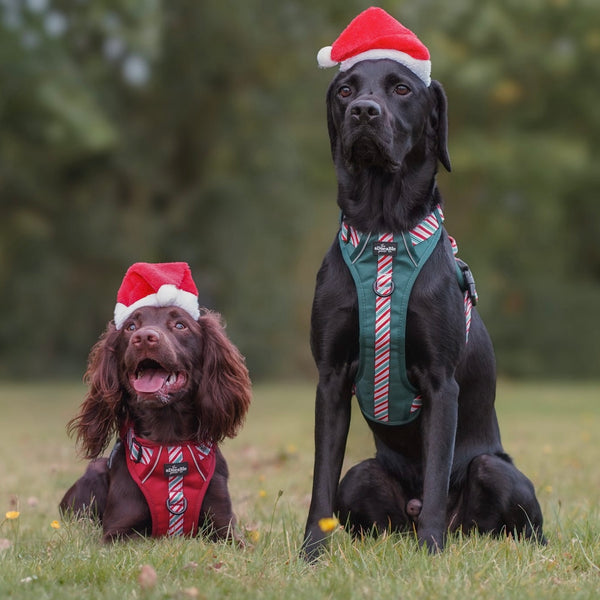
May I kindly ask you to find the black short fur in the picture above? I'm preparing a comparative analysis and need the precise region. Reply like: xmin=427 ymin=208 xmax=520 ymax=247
xmin=302 ymin=60 xmax=544 ymax=560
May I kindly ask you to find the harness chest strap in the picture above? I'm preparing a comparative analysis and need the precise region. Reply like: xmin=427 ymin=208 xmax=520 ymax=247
xmin=121 ymin=426 xmax=216 ymax=537
xmin=339 ymin=206 xmax=475 ymax=426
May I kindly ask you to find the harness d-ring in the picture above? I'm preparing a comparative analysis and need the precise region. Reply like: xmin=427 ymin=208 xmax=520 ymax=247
xmin=373 ymin=280 xmax=395 ymax=297
xmin=166 ymin=497 xmax=188 ymax=516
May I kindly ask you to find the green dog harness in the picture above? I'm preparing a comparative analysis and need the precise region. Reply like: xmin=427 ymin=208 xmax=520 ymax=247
xmin=339 ymin=206 xmax=475 ymax=426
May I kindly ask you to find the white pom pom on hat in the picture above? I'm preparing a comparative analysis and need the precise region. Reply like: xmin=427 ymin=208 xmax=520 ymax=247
xmin=317 ymin=45 xmax=338 ymax=68
xmin=316 ymin=7 xmax=431 ymax=87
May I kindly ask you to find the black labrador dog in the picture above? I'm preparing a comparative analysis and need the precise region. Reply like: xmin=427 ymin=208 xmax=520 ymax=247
xmin=302 ymin=59 xmax=544 ymax=559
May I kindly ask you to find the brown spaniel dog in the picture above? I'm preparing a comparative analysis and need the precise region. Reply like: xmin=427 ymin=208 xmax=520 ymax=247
xmin=60 ymin=262 xmax=251 ymax=542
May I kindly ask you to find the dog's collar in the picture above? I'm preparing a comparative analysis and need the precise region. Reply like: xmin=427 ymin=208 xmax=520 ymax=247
xmin=340 ymin=205 xmax=445 ymax=250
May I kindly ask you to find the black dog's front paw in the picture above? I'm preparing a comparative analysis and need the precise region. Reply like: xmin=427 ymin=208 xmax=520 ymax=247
xmin=301 ymin=526 xmax=331 ymax=563
xmin=417 ymin=527 xmax=445 ymax=553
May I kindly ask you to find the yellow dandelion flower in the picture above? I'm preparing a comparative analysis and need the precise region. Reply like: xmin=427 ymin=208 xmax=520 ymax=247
xmin=258 ymin=490 xmax=267 ymax=498
xmin=318 ymin=517 xmax=339 ymax=533
xmin=247 ymin=529 xmax=260 ymax=544
xmin=5 ymin=511 xmax=20 ymax=520
xmin=50 ymin=520 xmax=61 ymax=529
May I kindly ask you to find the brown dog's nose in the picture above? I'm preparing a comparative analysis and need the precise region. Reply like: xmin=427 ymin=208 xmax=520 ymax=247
xmin=131 ymin=327 xmax=161 ymax=348
xmin=350 ymin=99 xmax=382 ymax=122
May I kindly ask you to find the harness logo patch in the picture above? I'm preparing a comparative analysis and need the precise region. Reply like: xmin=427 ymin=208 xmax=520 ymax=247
xmin=372 ymin=241 xmax=398 ymax=257
xmin=164 ymin=462 xmax=189 ymax=477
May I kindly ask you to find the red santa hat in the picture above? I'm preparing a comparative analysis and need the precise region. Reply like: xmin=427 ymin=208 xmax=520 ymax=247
xmin=317 ymin=7 xmax=431 ymax=86
xmin=114 ymin=262 xmax=200 ymax=329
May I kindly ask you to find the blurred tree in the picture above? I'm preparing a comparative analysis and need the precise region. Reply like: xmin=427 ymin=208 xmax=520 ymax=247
xmin=0 ymin=0 xmax=598 ymax=379
xmin=406 ymin=0 xmax=600 ymax=377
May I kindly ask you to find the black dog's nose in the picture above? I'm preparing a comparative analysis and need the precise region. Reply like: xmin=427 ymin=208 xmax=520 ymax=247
xmin=350 ymin=99 xmax=382 ymax=122
xmin=132 ymin=328 xmax=161 ymax=347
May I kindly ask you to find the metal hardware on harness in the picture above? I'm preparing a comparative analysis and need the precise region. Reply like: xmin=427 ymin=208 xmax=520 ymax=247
xmin=373 ymin=279 xmax=395 ymax=297
xmin=132 ymin=438 xmax=144 ymax=463
xmin=166 ymin=496 xmax=188 ymax=516
xmin=456 ymin=259 xmax=478 ymax=306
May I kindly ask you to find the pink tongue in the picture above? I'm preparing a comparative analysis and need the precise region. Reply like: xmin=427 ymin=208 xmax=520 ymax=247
xmin=134 ymin=369 xmax=168 ymax=393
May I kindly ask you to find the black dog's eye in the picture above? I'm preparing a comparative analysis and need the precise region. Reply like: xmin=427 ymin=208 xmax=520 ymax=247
xmin=394 ymin=84 xmax=411 ymax=96
xmin=338 ymin=85 xmax=352 ymax=98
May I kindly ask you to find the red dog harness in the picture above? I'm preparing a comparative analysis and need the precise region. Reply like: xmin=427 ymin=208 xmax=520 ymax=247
xmin=122 ymin=426 xmax=216 ymax=537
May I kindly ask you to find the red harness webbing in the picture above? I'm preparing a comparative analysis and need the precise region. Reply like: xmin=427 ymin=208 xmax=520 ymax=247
xmin=122 ymin=426 xmax=216 ymax=537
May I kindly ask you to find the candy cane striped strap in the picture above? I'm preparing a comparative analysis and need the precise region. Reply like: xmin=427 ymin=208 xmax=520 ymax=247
xmin=343 ymin=205 xmax=444 ymax=250
xmin=127 ymin=428 xmax=153 ymax=465
xmin=341 ymin=220 xmax=361 ymax=247
xmin=166 ymin=445 xmax=186 ymax=536
xmin=449 ymin=236 xmax=474 ymax=342
xmin=373 ymin=232 xmax=394 ymax=422
xmin=464 ymin=293 xmax=473 ymax=342
xmin=409 ymin=210 xmax=443 ymax=245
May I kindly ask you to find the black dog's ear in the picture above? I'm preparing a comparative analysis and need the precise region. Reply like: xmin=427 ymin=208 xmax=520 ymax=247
xmin=326 ymin=78 xmax=340 ymax=160
xmin=430 ymin=80 xmax=451 ymax=172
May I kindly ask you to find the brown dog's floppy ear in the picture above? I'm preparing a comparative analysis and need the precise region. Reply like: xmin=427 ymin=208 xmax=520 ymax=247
xmin=195 ymin=311 xmax=251 ymax=444
xmin=67 ymin=324 xmax=124 ymax=460
xmin=430 ymin=80 xmax=451 ymax=172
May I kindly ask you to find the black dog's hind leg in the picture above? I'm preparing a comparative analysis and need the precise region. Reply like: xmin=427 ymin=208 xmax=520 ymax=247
xmin=335 ymin=458 xmax=419 ymax=536
xmin=458 ymin=453 xmax=546 ymax=543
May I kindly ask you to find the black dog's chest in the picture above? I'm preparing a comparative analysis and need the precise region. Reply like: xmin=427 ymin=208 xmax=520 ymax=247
xmin=339 ymin=210 xmax=443 ymax=426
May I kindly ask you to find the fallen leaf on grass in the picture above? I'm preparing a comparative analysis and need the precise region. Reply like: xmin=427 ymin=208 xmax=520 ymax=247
xmin=138 ymin=564 xmax=157 ymax=590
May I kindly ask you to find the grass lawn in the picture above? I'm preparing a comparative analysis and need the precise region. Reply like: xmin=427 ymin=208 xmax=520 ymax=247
xmin=1 ymin=379 xmax=599 ymax=599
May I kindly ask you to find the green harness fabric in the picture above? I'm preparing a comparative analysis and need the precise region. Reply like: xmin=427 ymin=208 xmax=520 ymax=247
xmin=339 ymin=207 xmax=445 ymax=426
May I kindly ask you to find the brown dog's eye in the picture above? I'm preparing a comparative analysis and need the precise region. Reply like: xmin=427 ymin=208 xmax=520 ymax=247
xmin=174 ymin=322 xmax=186 ymax=330
xmin=338 ymin=85 xmax=352 ymax=98
xmin=394 ymin=84 xmax=411 ymax=96
xmin=126 ymin=322 xmax=136 ymax=332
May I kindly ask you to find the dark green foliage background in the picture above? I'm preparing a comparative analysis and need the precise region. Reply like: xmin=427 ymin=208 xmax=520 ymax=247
xmin=1 ymin=0 xmax=598 ymax=379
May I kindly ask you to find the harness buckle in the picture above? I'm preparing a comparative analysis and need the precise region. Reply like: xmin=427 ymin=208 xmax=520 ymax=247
xmin=131 ymin=437 xmax=144 ymax=463
xmin=456 ymin=259 xmax=478 ymax=306
xmin=166 ymin=497 xmax=188 ymax=516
